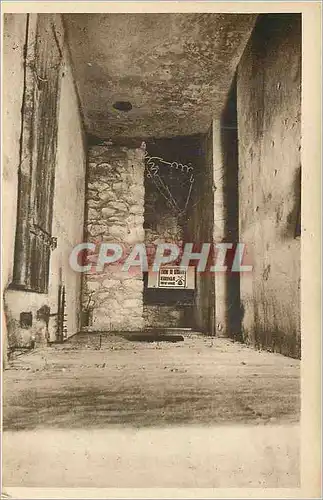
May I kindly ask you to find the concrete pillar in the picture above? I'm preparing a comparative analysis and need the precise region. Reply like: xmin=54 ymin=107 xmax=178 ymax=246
xmin=212 ymin=119 xmax=228 ymax=337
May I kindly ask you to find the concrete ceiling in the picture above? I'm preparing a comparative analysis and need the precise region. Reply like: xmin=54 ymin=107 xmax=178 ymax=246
xmin=63 ymin=13 xmax=257 ymax=139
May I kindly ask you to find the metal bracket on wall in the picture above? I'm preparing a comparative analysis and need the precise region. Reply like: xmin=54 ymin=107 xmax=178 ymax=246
xmin=50 ymin=236 xmax=58 ymax=250
xmin=56 ymin=284 xmax=67 ymax=343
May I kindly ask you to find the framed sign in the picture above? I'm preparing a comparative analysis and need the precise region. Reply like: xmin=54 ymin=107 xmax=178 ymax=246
xmin=147 ymin=266 xmax=195 ymax=289
xmin=158 ymin=267 xmax=187 ymax=288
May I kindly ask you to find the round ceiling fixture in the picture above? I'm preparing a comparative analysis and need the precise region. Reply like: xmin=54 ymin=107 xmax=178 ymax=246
xmin=113 ymin=101 xmax=132 ymax=112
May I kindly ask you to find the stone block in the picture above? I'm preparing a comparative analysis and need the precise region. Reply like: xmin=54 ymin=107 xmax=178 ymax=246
xmin=113 ymin=182 xmax=123 ymax=192
xmin=108 ymin=224 xmax=126 ymax=239
xmin=88 ymin=208 xmax=99 ymax=221
xmin=110 ymin=201 xmax=128 ymax=212
xmin=88 ymin=224 xmax=106 ymax=237
xmin=123 ymin=298 xmax=142 ymax=309
xmin=101 ymin=207 xmax=116 ymax=218
xmin=130 ymin=205 xmax=144 ymax=215
xmin=88 ymin=181 xmax=107 ymax=192
xmin=124 ymin=279 xmax=144 ymax=292
xmin=99 ymin=190 xmax=117 ymax=202
xmin=102 ymin=278 xmax=120 ymax=289
xmin=86 ymin=281 xmax=101 ymax=292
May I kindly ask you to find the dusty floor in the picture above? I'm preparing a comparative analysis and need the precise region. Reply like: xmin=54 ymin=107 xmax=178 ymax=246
xmin=2 ymin=333 xmax=300 ymax=488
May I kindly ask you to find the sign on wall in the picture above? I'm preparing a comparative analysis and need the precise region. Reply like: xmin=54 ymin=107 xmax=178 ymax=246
xmin=158 ymin=267 xmax=187 ymax=288
xmin=147 ymin=266 xmax=195 ymax=289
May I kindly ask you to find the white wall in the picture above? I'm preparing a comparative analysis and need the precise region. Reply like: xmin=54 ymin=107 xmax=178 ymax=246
xmin=2 ymin=14 xmax=86 ymax=354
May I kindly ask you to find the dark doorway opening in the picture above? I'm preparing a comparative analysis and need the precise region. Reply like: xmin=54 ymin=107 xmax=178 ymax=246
xmin=221 ymin=75 xmax=242 ymax=340
xmin=143 ymin=135 xmax=203 ymax=330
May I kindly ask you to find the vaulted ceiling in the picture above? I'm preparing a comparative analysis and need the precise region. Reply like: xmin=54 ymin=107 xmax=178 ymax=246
xmin=63 ymin=13 xmax=257 ymax=139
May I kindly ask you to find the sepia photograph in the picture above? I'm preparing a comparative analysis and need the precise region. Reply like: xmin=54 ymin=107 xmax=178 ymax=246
xmin=0 ymin=2 xmax=321 ymax=498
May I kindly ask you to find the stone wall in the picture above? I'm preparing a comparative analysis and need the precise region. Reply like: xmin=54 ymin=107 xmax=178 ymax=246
xmin=237 ymin=14 xmax=301 ymax=357
xmin=83 ymin=143 xmax=145 ymax=331
xmin=3 ymin=14 xmax=86 ymax=355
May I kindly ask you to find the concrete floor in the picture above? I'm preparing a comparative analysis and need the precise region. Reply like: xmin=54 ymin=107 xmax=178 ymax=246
xmin=2 ymin=333 xmax=300 ymax=489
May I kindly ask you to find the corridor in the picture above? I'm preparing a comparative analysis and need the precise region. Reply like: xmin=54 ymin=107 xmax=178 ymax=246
xmin=2 ymin=9 xmax=303 ymax=494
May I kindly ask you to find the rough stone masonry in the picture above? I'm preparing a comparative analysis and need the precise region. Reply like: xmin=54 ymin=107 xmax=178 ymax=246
xmin=83 ymin=143 xmax=145 ymax=331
